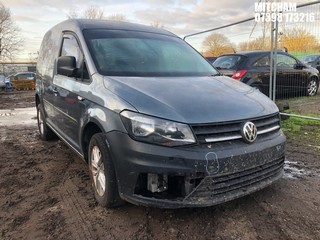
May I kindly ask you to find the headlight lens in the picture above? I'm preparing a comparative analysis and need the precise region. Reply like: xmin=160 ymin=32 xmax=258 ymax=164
xmin=120 ymin=111 xmax=196 ymax=146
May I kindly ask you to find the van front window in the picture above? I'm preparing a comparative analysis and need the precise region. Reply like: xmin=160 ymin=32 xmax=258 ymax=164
xmin=83 ymin=29 xmax=218 ymax=77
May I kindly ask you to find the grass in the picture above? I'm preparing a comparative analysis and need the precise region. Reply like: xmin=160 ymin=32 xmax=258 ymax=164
xmin=290 ymin=51 xmax=318 ymax=59
xmin=281 ymin=111 xmax=320 ymax=151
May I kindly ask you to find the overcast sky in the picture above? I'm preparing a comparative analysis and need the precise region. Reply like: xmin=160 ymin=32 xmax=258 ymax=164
xmin=1 ymin=0 xmax=314 ymax=61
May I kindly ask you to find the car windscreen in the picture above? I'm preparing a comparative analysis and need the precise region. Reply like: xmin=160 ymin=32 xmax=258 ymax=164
xmin=83 ymin=29 xmax=218 ymax=77
xmin=300 ymin=55 xmax=319 ymax=63
xmin=213 ymin=55 xmax=243 ymax=70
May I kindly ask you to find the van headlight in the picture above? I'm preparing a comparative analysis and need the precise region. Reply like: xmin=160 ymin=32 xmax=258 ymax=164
xmin=120 ymin=111 xmax=196 ymax=146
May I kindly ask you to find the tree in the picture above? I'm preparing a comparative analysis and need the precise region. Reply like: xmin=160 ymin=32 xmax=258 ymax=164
xmin=238 ymin=36 xmax=270 ymax=51
xmin=202 ymin=33 xmax=234 ymax=56
xmin=279 ymin=29 xmax=319 ymax=52
xmin=108 ymin=13 xmax=126 ymax=22
xmin=0 ymin=2 xmax=23 ymax=60
xmin=84 ymin=5 xmax=104 ymax=19
xmin=150 ymin=21 xmax=164 ymax=29
xmin=67 ymin=6 xmax=126 ymax=22
xmin=67 ymin=5 xmax=104 ymax=19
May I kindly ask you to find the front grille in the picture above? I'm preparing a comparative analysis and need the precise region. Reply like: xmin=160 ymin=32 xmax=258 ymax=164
xmin=185 ymin=157 xmax=284 ymax=202
xmin=191 ymin=113 xmax=280 ymax=144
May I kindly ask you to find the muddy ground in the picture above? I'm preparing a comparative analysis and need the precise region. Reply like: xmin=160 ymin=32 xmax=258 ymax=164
xmin=0 ymin=90 xmax=320 ymax=240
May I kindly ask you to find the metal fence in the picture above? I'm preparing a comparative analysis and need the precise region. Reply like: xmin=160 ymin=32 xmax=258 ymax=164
xmin=184 ymin=1 xmax=320 ymax=110
xmin=0 ymin=62 xmax=36 ymax=76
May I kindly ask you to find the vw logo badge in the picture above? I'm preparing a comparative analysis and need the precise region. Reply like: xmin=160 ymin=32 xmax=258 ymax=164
xmin=242 ymin=122 xmax=257 ymax=143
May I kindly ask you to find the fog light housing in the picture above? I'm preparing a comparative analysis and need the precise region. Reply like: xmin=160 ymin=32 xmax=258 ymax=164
xmin=147 ymin=173 xmax=168 ymax=193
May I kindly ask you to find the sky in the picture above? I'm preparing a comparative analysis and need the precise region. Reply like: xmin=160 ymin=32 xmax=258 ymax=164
xmin=1 ymin=0 xmax=315 ymax=61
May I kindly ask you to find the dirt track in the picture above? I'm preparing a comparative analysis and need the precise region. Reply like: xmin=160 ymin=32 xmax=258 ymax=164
xmin=0 ymin=91 xmax=320 ymax=240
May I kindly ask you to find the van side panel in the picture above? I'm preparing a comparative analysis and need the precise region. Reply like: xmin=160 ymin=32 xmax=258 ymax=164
xmin=36 ymin=26 xmax=62 ymax=124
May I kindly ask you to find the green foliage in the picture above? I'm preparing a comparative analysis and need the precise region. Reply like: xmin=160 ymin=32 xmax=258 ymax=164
xmin=290 ymin=51 xmax=318 ymax=59
xmin=281 ymin=111 xmax=320 ymax=150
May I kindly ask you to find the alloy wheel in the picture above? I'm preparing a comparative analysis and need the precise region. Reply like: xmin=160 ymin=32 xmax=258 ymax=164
xmin=307 ymin=80 xmax=318 ymax=96
xmin=90 ymin=145 xmax=106 ymax=197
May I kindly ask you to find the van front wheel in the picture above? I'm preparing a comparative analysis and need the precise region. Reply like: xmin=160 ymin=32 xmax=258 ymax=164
xmin=88 ymin=133 xmax=124 ymax=208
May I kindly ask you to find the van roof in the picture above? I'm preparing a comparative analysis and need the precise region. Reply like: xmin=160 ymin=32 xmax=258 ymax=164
xmin=54 ymin=19 xmax=176 ymax=37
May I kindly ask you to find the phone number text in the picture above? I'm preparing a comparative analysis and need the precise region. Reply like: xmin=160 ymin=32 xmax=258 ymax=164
xmin=255 ymin=12 xmax=315 ymax=22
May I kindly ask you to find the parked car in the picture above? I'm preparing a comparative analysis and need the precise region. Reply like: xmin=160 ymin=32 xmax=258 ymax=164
xmin=213 ymin=51 xmax=319 ymax=97
xmin=11 ymin=72 xmax=35 ymax=80
xmin=206 ymin=56 xmax=217 ymax=64
xmin=36 ymin=19 xmax=286 ymax=208
xmin=11 ymin=72 xmax=36 ymax=90
xmin=300 ymin=54 xmax=320 ymax=72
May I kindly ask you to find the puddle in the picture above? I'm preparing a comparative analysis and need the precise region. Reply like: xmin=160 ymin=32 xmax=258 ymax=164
xmin=0 ymin=107 xmax=37 ymax=126
xmin=284 ymin=159 xmax=311 ymax=179
xmin=0 ymin=112 xmax=16 ymax=117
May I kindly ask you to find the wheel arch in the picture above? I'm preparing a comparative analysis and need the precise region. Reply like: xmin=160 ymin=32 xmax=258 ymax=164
xmin=310 ymin=74 xmax=319 ymax=82
xmin=81 ymin=121 xmax=104 ymax=162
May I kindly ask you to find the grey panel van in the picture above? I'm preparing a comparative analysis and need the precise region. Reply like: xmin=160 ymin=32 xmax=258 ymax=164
xmin=36 ymin=19 xmax=286 ymax=208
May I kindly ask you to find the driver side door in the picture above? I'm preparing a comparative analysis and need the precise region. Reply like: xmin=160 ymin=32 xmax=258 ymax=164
xmin=52 ymin=33 xmax=91 ymax=152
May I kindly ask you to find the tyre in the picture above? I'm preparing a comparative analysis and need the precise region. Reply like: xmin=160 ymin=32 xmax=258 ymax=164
xmin=88 ymin=133 xmax=124 ymax=208
xmin=306 ymin=78 xmax=319 ymax=96
xmin=37 ymin=103 xmax=55 ymax=140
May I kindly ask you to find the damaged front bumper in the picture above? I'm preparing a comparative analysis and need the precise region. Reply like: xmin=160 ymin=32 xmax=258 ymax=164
xmin=106 ymin=130 xmax=286 ymax=208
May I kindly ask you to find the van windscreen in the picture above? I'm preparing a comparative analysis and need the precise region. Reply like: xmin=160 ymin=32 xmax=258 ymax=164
xmin=83 ymin=29 xmax=218 ymax=77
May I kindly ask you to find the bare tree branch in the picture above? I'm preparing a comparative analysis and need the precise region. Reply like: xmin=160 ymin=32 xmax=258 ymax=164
xmin=108 ymin=13 xmax=126 ymax=22
xmin=238 ymin=36 xmax=270 ymax=51
xmin=84 ymin=6 xmax=104 ymax=19
xmin=150 ymin=21 xmax=164 ymax=29
xmin=202 ymin=33 xmax=235 ymax=56
xmin=67 ymin=6 xmax=104 ymax=20
xmin=0 ymin=2 xmax=23 ymax=61
xmin=67 ymin=8 xmax=79 ymax=19
xmin=67 ymin=6 xmax=127 ymax=22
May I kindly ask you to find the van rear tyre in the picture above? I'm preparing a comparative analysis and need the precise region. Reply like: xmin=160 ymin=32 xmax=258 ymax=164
xmin=37 ymin=104 xmax=56 ymax=140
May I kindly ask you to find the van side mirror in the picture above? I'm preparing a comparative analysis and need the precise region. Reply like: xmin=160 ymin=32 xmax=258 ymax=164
xmin=57 ymin=56 xmax=78 ymax=77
